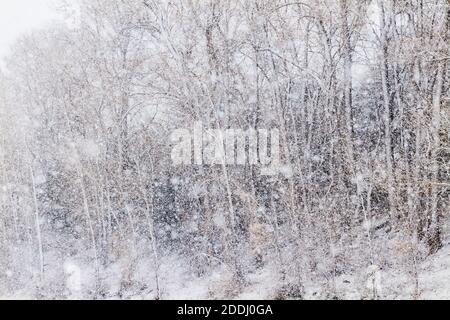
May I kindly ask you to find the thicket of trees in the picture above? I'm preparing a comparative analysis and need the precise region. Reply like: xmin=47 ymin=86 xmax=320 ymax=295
xmin=0 ymin=0 xmax=449 ymax=299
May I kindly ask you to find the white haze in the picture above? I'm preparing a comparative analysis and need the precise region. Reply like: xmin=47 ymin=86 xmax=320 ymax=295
xmin=0 ymin=0 xmax=58 ymax=63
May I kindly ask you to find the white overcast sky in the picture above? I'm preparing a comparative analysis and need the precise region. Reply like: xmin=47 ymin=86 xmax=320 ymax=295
xmin=0 ymin=0 xmax=60 ymax=61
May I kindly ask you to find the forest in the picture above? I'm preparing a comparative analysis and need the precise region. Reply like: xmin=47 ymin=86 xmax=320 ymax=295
xmin=0 ymin=0 xmax=449 ymax=299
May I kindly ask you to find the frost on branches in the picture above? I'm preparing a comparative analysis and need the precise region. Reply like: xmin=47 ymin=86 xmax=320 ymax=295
xmin=0 ymin=0 xmax=449 ymax=300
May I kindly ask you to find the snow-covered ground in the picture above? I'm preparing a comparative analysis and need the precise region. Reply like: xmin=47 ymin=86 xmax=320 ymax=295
xmin=1 ymin=244 xmax=450 ymax=300
xmin=163 ymin=245 xmax=450 ymax=300
xmin=418 ymin=246 xmax=450 ymax=299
